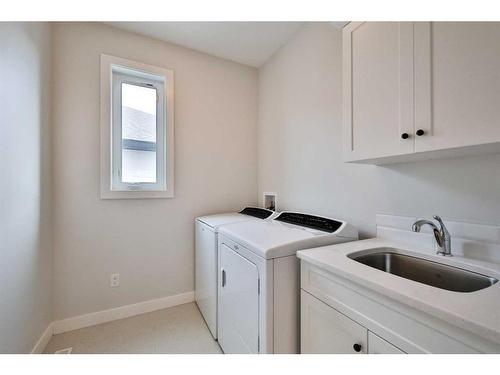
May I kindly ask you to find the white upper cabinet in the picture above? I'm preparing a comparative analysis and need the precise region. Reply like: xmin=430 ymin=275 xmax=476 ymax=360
xmin=343 ymin=22 xmax=415 ymax=161
xmin=343 ymin=22 xmax=500 ymax=164
xmin=416 ymin=22 xmax=500 ymax=153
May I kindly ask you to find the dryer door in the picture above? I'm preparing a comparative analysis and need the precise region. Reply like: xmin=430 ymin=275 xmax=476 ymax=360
xmin=218 ymin=243 xmax=259 ymax=353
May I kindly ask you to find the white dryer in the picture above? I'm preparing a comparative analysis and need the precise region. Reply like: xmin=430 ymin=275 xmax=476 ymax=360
xmin=217 ymin=211 xmax=358 ymax=354
xmin=195 ymin=207 xmax=277 ymax=339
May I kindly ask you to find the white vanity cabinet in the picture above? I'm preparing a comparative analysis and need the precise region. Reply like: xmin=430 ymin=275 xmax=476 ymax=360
xmin=343 ymin=22 xmax=500 ymax=164
xmin=301 ymin=290 xmax=404 ymax=354
xmin=368 ymin=332 xmax=405 ymax=354
xmin=300 ymin=261 xmax=500 ymax=354
xmin=301 ymin=290 xmax=368 ymax=354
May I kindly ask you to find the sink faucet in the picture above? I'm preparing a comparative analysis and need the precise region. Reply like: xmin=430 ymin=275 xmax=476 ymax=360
xmin=412 ymin=215 xmax=452 ymax=256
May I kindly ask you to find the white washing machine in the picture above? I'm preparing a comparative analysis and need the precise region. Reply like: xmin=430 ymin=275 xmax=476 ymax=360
xmin=195 ymin=207 xmax=277 ymax=339
xmin=217 ymin=211 xmax=358 ymax=354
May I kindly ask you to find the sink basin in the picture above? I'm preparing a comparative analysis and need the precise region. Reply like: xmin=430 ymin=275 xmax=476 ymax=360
xmin=348 ymin=250 xmax=498 ymax=292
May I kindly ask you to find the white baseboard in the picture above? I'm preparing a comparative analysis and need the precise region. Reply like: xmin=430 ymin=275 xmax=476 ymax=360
xmin=53 ymin=291 xmax=195 ymax=334
xmin=31 ymin=291 xmax=195 ymax=353
xmin=31 ymin=322 xmax=54 ymax=354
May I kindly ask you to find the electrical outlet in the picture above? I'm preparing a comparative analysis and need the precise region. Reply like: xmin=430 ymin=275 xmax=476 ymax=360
xmin=110 ymin=273 xmax=120 ymax=287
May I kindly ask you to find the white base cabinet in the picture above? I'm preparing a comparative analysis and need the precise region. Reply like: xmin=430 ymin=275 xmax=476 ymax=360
xmin=368 ymin=332 xmax=405 ymax=354
xmin=301 ymin=290 xmax=404 ymax=354
xmin=301 ymin=290 xmax=368 ymax=354
xmin=300 ymin=261 xmax=500 ymax=353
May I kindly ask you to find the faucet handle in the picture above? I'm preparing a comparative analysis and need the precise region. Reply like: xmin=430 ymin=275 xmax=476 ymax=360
xmin=433 ymin=215 xmax=449 ymax=234
xmin=432 ymin=215 xmax=442 ymax=222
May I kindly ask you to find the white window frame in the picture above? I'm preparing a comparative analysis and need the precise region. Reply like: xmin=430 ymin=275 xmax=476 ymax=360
xmin=112 ymin=72 xmax=165 ymax=191
xmin=100 ymin=54 xmax=174 ymax=199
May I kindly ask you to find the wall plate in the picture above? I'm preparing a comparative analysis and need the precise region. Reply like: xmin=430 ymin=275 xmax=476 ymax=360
xmin=263 ymin=192 xmax=277 ymax=211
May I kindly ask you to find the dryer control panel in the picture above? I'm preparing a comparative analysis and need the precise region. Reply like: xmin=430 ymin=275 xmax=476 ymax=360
xmin=240 ymin=207 xmax=274 ymax=219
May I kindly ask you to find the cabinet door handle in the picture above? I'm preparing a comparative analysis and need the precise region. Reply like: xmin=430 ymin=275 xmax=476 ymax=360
xmin=221 ymin=269 xmax=226 ymax=287
xmin=401 ymin=133 xmax=409 ymax=139
xmin=353 ymin=343 xmax=362 ymax=352
xmin=416 ymin=129 xmax=425 ymax=136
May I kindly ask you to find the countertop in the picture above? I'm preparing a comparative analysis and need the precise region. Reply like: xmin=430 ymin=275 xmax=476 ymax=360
xmin=297 ymin=238 xmax=500 ymax=346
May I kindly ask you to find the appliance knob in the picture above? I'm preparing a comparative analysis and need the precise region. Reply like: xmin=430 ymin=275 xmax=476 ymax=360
xmin=401 ymin=133 xmax=409 ymax=139
xmin=353 ymin=343 xmax=362 ymax=352
xmin=416 ymin=129 xmax=425 ymax=136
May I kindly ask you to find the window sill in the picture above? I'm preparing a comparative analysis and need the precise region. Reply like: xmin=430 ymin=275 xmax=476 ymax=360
xmin=100 ymin=189 xmax=174 ymax=200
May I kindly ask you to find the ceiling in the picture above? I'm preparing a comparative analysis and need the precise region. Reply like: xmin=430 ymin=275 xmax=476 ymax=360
xmin=106 ymin=22 xmax=305 ymax=67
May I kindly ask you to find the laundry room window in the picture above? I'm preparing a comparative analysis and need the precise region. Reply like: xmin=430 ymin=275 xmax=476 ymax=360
xmin=100 ymin=54 xmax=174 ymax=199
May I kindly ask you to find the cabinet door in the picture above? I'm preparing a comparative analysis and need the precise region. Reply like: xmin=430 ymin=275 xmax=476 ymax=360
xmin=301 ymin=290 xmax=367 ymax=354
xmin=218 ymin=243 xmax=260 ymax=354
xmin=343 ymin=22 xmax=414 ymax=161
xmin=415 ymin=22 xmax=500 ymax=152
xmin=194 ymin=221 xmax=217 ymax=338
xmin=368 ymin=332 xmax=405 ymax=354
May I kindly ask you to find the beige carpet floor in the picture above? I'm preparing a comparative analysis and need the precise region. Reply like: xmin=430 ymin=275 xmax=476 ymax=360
xmin=43 ymin=302 xmax=222 ymax=354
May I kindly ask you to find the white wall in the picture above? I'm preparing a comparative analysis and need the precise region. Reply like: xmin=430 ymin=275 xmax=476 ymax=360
xmin=258 ymin=23 xmax=500 ymax=238
xmin=52 ymin=23 xmax=258 ymax=320
xmin=0 ymin=23 xmax=53 ymax=353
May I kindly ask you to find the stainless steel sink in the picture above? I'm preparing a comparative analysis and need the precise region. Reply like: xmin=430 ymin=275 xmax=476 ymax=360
xmin=348 ymin=251 xmax=498 ymax=292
